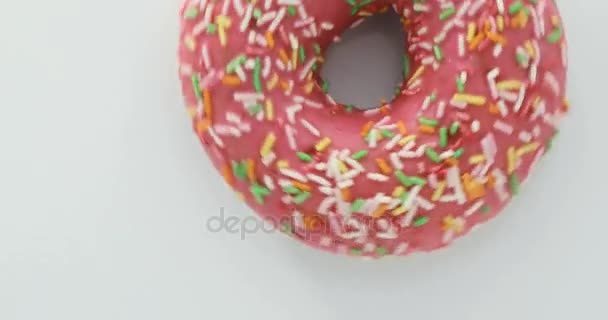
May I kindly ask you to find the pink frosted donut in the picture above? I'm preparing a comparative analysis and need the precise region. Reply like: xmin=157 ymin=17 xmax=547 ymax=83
xmin=178 ymin=0 xmax=569 ymax=257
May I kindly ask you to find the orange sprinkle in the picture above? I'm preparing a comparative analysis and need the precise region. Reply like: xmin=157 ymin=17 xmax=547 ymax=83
xmin=246 ymin=159 xmax=255 ymax=182
xmin=376 ymin=158 xmax=392 ymax=175
xmin=444 ymin=158 xmax=459 ymax=166
xmin=279 ymin=49 xmax=290 ymax=64
xmin=372 ymin=204 xmax=388 ymax=218
xmin=361 ymin=121 xmax=375 ymax=137
xmin=265 ymin=32 xmax=275 ymax=49
xmin=486 ymin=32 xmax=507 ymax=45
xmin=341 ymin=188 xmax=351 ymax=201
xmin=469 ymin=32 xmax=485 ymax=50
xmin=203 ymin=89 xmax=212 ymax=121
xmin=462 ymin=174 xmax=486 ymax=200
xmin=196 ymin=118 xmax=210 ymax=134
xmin=418 ymin=125 xmax=436 ymax=134
xmin=489 ymin=104 xmax=500 ymax=115
xmin=397 ymin=121 xmax=408 ymax=135
xmin=222 ymin=75 xmax=241 ymax=86
xmin=292 ymin=180 xmax=311 ymax=192
xmin=304 ymin=215 xmax=322 ymax=231
xmin=486 ymin=174 xmax=497 ymax=189
xmin=280 ymin=80 xmax=290 ymax=91
xmin=302 ymin=81 xmax=314 ymax=94
xmin=221 ymin=165 xmax=233 ymax=186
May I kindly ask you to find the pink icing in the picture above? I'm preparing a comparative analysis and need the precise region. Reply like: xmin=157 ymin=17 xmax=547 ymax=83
xmin=178 ymin=0 xmax=568 ymax=257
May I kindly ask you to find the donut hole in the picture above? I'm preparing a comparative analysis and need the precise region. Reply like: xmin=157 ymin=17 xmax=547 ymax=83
xmin=319 ymin=11 xmax=406 ymax=110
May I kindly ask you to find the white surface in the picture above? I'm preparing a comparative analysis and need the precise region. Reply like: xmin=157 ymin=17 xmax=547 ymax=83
xmin=0 ymin=1 xmax=606 ymax=319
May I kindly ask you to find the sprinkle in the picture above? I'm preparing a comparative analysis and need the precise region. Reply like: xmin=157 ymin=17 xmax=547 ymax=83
xmin=509 ymin=173 xmax=520 ymax=195
xmin=452 ymin=93 xmax=487 ymax=106
xmin=253 ymin=57 xmax=262 ymax=93
xmin=292 ymin=191 xmax=312 ymax=204
xmin=413 ymin=216 xmax=430 ymax=227
xmin=297 ymin=152 xmax=313 ymax=163
xmin=352 ymin=150 xmax=369 ymax=160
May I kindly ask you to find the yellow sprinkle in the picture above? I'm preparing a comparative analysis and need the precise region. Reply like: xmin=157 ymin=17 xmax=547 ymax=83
xmin=469 ymin=154 xmax=486 ymax=165
xmin=432 ymin=181 xmax=446 ymax=201
xmin=267 ymin=73 xmax=279 ymax=90
xmin=407 ymin=65 xmax=425 ymax=86
xmin=392 ymin=186 xmax=405 ymax=198
xmin=507 ymin=146 xmax=517 ymax=174
xmin=184 ymin=35 xmax=196 ymax=51
xmin=260 ymin=133 xmax=276 ymax=157
xmin=398 ymin=135 xmax=417 ymax=146
xmin=517 ymin=142 xmax=540 ymax=157
xmin=496 ymin=80 xmax=522 ymax=91
xmin=302 ymin=81 xmax=315 ymax=94
xmin=524 ymin=40 xmax=536 ymax=58
xmin=466 ymin=22 xmax=477 ymax=42
xmin=392 ymin=205 xmax=407 ymax=216
xmin=186 ymin=107 xmax=197 ymax=118
xmin=277 ymin=160 xmax=289 ymax=169
xmin=265 ymin=99 xmax=274 ymax=121
xmin=216 ymin=16 xmax=231 ymax=47
xmin=452 ymin=93 xmax=487 ymax=106
xmin=315 ymin=137 xmax=332 ymax=152
xmin=291 ymin=49 xmax=298 ymax=68
xmin=497 ymin=16 xmax=504 ymax=32
xmin=338 ymin=160 xmax=348 ymax=173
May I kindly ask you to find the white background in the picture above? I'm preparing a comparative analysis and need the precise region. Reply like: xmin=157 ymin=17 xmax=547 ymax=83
xmin=0 ymin=1 xmax=606 ymax=319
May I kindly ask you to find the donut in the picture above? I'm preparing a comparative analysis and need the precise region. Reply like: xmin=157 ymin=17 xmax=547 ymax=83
xmin=178 ymin=0 xmax=569 ymax=257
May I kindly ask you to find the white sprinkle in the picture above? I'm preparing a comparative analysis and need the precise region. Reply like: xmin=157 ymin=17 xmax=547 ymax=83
xmin=367 ymin=173 xmax=390 ymax=182
xmin=280 ymin=168 xmax=308 ymax=182
xmin=493 ymin=120 xmax=514 ymax=134
xmin=285 ymin=125 xmax=297 ymax=150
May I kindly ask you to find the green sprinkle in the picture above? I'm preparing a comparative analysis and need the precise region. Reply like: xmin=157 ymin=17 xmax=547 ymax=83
xmin=508 ymin=0 xmax=523 ymax=15
xmin=297 ymin=152 xmax=313 ymax=163
xmin=352 ymin=150 xmax=369 ymax=160
xmin=509 ymin=173 xmax=520 ymax=195
xmin=429 ymin=92 xmax=438 ymax=102
xmin=516 ymin=51 xmax=528 ymax=66
xmin=547 ymin=27 xmax=562 ymax=44
xmin=253 ymin=8 xmax=262 ymax=19
xmin=547 ymin=131 xmax=559 ymax=151
xmin=247 ymin=104 xmax=263 ymax=116
xmin=375 ymin=247 xmax=388 ymax=257
xmin=425 ymin=147 xmax=441 ymax=163
xmin=299 ymin=46 xmax=306 ymax=63
xmin=456 ymin=76 xmax=465 ymax=93
xmin=251 ymin=184 xmax=271 ymax=204
xmin=381 ymin=129 xmax=395 ymax=138
xmin=292 ymin=191 xmax=312 ymax=204
xmin=226 ymin=55 xmax=247 ymax=73
xmin=409 ymin=176 xmax=427 ymax=186
xmin=281 ymin=222 xmax=293 ymax=234
xmin=453 ymin=147 xmax=465 ymax=159
xmin=439 ymin=7 xmax=455 ymax=20
xmin=283 ymin=186 xmax=301 ymax=195
xmin=314 ymin=43 xmax=321 ymax=55
xmin=433 ymin=44 xmax=443 ymax=62
xmin=322 ymin=80 xmax=330 ymax=93
xmin=350 ymin=248 xmax=363 ymax=255
xmin=403 ymin=55 xmax=410 ymax=79
xmin=183 ymin=7 xmax=199 ymax=19
xmin=439 ymin=127 xmax=448 ymax=148
xmin=413 ymin=216 xmax=430 ymax=227
xmin=253 ymin=57 xmax=262 ymax=93
xmin=206 ymin=23 xmax=217 ymax=34
xmin=449 ymin=121 xmax=460 ymax=135
xmin=350 ymin=198 xmax=365 ymax=213
xmin=395 ymin=170 xmax=410 ymax=186
xmin=191 ymin=74 xmax=202 ymax=101
xmin=481 ymin=205 xmax=491 ymax=214
xmin=232 ymin=161 xmax=247 ymax=180
xmin=395 ymin=171 xmax=427 ymax=187
xmin=345 ymin=104 xmax=354 ymax=113
xmin=287 ymin=5 xmax=297 ymax=16
xmin=419 ymin=117 xmax=439 ymax=127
